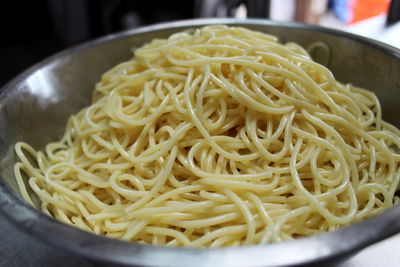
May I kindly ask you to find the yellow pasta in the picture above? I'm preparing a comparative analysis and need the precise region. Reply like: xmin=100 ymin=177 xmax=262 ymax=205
xmin=14 ymin=25 xmax=400 ymax=247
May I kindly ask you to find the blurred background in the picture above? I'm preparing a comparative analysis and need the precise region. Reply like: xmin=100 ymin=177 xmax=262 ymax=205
xmin=1 ymin=0 xmax=399 ymax=87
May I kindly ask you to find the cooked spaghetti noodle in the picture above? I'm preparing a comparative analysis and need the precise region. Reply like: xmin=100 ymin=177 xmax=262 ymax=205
xmin=14 ymin=25 xmax=400 ymax=247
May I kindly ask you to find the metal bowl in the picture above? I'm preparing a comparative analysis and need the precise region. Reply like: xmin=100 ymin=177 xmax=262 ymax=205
xmin=1 ymin=18 xmax=400 ymax=267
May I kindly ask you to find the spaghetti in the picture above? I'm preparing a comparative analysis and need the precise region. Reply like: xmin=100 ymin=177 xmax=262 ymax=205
xmin=14 ymin=25 xmax=400 ymax=247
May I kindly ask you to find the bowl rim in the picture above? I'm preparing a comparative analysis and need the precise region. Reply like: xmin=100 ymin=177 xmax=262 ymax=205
xmin=1 ymin=18 xmax=400 ymax=267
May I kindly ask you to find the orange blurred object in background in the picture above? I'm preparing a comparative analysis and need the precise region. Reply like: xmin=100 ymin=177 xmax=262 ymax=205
xmin=349 ymin=0 xmax=390 ymax=24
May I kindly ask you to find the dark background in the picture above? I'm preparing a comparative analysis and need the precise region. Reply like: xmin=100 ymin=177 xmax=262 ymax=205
xmin=0 ymin=0 xmax=199 ymax=87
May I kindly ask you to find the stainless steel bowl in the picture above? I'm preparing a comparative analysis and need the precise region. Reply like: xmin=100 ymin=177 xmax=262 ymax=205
xmin=1 ymin=18 xmax=400 ymax=267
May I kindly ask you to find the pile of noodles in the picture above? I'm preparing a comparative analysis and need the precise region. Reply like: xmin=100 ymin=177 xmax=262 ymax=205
xmin=15 ymin=25 xmax=400 ymax=247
